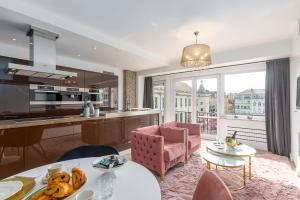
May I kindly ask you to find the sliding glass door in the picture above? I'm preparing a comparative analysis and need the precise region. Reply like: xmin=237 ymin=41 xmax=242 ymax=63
xmin=153 ymin=80 xmax=166 ymax=124
xmin=173 ymin=77 xmax=218 ymax=139
xmin=196 ymin=78 xmax=218 ymax=139
xmin=174 ymin=80 xmax=192 ymax=123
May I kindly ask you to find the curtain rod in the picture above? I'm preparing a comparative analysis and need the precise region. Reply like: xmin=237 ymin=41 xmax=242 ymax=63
xmin=152 ymin=60 xmax=267 ymax=77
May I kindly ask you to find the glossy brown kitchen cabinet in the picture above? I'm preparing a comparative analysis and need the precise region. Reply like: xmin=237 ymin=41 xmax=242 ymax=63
xmin=58 ymin=66 xmax=85 ymax=88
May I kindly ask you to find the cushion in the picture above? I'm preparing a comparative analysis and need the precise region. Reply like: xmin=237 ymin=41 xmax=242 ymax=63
xmin=188 ymin=135 xmax=200 ymax=149
xmin=135 ymin=125 xmax=160 ymax=135
xmin=163 ymin=141 xmax=185 ymax=162
xmin=163 ymin=121 xmax=178 ymax=128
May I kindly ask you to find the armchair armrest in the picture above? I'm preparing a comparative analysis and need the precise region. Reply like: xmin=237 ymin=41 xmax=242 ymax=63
xmin=177 ymin=122 xmax=200 ymax=136
xmin=131 ymin=131 xmax=165 ymax=174
xmin=159 ymin=126 xmax=186 ymax=144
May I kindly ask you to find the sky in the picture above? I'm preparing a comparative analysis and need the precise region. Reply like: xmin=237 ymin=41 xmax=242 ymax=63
xmin=180 ymin=71 xmax=265 ymax=93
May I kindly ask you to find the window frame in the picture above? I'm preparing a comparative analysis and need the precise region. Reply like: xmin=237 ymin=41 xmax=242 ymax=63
xmin=222 ymin=69 xmax=266 ymax=121
xmin=152 ymin=80 xmax=166 ymax=124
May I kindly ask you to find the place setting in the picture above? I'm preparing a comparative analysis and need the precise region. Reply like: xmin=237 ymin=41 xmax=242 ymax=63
xmin=0 ymin=154 xmax=127 ymax=200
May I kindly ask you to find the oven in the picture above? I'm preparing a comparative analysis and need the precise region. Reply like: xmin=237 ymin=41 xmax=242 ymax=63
xmin=85 ymin=88 xmax=102 ymax=104
xmin=60 ymin=87 xmax=84 ymax=104
xmin=30 ymin=84 xmax=61 ymax=105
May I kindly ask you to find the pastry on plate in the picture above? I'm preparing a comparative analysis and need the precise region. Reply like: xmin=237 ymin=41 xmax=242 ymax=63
xmin=71 ymin=167 xmax=86 ymax=189
xmin=48 ymin=172 xmax=70 ymax=185
xmin=29 ymin=190 xmax=58 ymax=200
xmin=44 ymin=182 xmax=73 ymax=198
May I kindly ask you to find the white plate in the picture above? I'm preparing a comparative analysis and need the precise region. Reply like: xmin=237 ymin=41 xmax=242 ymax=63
xmin=0 ymin=181 xmax=23 ymax=199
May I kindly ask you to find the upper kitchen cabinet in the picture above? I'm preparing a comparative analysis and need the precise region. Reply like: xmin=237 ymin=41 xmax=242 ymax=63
xmin=85 ymin=71 xmax=118 ymax=109
xmin=57 ymin=66 xmax=85 ymax=88
xmin=84 ymin=71 xmax=118 ymax=89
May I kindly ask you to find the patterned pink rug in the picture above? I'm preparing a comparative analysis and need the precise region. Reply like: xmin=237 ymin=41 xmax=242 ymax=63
xmin=159 ymin=151 xmax=300 ymax=200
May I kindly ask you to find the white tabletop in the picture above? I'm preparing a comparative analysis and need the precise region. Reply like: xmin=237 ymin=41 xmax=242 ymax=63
xmin=15 ymin=158 xmax=161 ymax=200
xmin=201 ymin=151 xmax=245 ymax=168
xmin=206 ymin=141 xmax=256 ymax=157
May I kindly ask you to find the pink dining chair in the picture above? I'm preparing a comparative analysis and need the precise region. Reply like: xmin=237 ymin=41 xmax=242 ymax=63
xmin=192 ymin=170 xmax=233 ymax=200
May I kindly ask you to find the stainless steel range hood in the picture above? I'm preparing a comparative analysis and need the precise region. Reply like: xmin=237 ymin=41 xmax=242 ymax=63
xmin=7 ymin=26 xmax=77 ymax=79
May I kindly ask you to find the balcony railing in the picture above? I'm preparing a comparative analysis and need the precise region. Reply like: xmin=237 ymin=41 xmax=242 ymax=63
xmin=196 ymin=112 xmax=217 ymax=135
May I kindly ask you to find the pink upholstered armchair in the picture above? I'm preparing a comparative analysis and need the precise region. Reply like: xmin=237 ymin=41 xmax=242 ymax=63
xmin=131 ymin=125 xmax=186 ymax=179
xmin=193 ymin=170 xmax=233 ymax=200
xmin=164 ymin=121 xmax=201 ymax=156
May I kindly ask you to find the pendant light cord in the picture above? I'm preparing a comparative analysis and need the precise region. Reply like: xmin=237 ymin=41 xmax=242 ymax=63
xmin=194 ymin=31 xmax=199 ymax=44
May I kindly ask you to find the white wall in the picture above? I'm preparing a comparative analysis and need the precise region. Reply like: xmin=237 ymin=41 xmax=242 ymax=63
xmin=290 ymin=21 xmax=300 ymax=173
xmin=137 ymin=39 xmax=292 ymax=77
xmin=0 ymin=42 xmax=124 ymax=110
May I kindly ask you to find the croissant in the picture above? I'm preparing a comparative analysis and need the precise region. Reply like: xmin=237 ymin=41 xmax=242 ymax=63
xmin=44 ymin=182 xmax=73 ymax=198
xmin=35 ymin=195 xmax=57 ymax=200
xmin=72 ymin=167 xmax=86 ymax=189
xmin=48 ymin=172 xmax=70 ymax=184
xmin=29 ymin=190 xmax=58 ymax=200
xmin=29 ymin=190 xmax=45 ymax=200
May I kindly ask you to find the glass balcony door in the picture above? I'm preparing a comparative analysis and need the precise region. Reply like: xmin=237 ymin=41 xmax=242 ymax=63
xmin=153 ymin=80 xmax=166 ymax=124
xmin=196 ymin=78 xmax=218 ymax=139
xmin=174 ymin=80 xmax=192 ymax=123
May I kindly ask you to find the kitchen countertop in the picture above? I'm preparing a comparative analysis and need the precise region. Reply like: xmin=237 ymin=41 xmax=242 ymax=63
xmin=0 ymin=109 xmax=160 ymax=130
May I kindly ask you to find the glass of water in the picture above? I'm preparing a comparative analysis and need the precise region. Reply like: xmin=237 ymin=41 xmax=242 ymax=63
xmin=215 ymin=135 xmax=220 ymax=144
xmin=96 ymin=171 xmax=116 ymax=200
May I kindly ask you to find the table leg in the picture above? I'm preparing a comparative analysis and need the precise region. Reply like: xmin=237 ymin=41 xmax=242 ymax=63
xmin=249 ymin=156 xmax=252 ymax=180
xmin=216 ymin=165 xmax=218 ymax=171
xmin=243 ymin=165 xmax=246 ymax=186
xmin=207 ymin=162 xmax=211 ymax=170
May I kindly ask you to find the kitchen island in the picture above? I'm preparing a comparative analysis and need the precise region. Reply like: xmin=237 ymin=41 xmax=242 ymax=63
xmin=0 ymin=110 xmax=160 ymax=178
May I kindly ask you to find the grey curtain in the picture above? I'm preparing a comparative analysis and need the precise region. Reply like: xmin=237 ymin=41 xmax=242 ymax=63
xmin=143 ymin=77 xmax=153 ymax=108
xmin=265 ymin=58 xmax=291 ymax=157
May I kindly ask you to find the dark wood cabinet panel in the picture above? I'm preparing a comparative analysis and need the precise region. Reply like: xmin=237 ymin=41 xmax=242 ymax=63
xmin=98 ymin=118 xmax=122 ymax=144
xmin=84 ymin=71 xmax=118 ymax=89
xmin=81 ymin=120 xmax=99 ymax=145
xmin=0 ymin=56 xmax=119 ymax=118
xmin=123 ymin=116 xmax=143 ymax=142
xmin=57 ymin=66 xmax=85 ymax=88
xmin=0 ymin=84 xmax=30 ymax=115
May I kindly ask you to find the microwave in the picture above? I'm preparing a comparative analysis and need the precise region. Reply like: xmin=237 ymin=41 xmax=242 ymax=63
xmin=60 ymin=87 xmax=84 ymax=103
xmin=85 ymin=88 xmax=102 ymax=103
xmin=30 ymin=84 xmax=62 ymax=105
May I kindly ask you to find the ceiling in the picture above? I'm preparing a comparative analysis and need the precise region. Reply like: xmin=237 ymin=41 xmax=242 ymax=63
xmin=0 ymin=0 xmax=300 ymax=71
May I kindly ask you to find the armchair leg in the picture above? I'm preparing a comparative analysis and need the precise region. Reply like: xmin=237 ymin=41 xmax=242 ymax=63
xmin=160 ymin=173 xmax=165 ymax=181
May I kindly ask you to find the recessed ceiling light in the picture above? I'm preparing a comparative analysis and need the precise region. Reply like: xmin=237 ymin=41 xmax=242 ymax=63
xmin=11 ymin=38 xmax=16 ymax=41
xmin=93 ymin=47 xmax=97 ymax=50
xmin=29 ymin=42 xmax=33 ymax=45
xmin=150 ymin=21 xmax=157 ymax=27
xmin=77 ymin=54 xmax=81 ymax=57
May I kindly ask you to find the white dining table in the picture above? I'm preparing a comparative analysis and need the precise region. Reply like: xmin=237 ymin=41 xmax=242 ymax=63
xmin=15 ymin=158 xmax=161 ymax=200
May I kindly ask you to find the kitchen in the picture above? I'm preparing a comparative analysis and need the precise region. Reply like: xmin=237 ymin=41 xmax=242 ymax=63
xmin=0 ymin=26 xmax=159 ymax=178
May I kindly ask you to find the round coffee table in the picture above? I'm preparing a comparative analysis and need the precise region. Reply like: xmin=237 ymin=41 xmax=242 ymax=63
xmin=206 ymin=141 xmax=256 ymax=179
xmin=201 ymin=151 xmax=246 ymax=190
